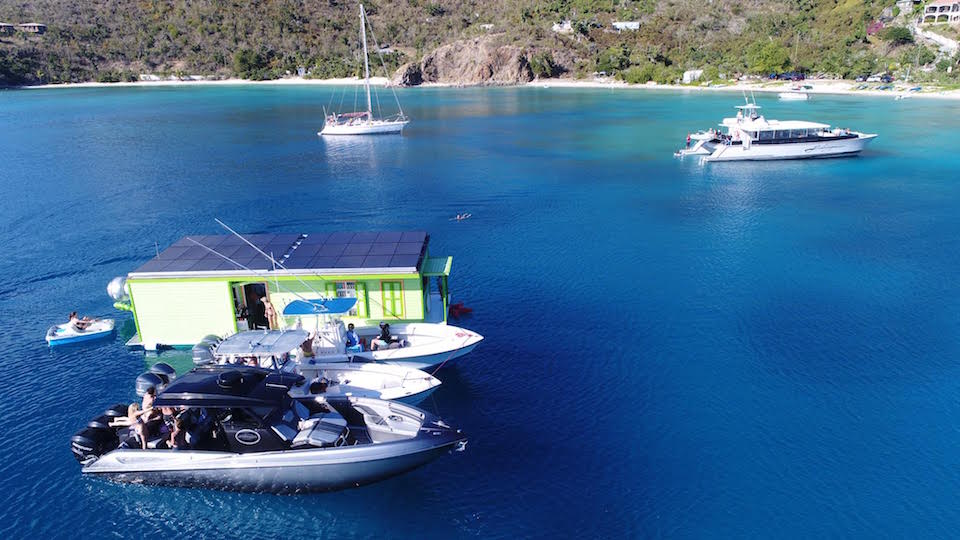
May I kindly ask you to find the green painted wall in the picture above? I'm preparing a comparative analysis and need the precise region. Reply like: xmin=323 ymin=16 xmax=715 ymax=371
xmin=128 ymin=280 xmax=235 ymax=347
xmin=128 ymin=272 xmax=426 ymax=346
xmin=269 ymin=276 xmax=424 ymax=328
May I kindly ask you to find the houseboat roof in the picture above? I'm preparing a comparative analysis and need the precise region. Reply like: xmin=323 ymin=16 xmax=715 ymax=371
xmin=129 ymin=231 xmax=429 ymax=278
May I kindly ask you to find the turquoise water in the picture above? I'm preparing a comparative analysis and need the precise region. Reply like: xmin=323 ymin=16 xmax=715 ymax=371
xmin=2 ymin=85 xmax=960 ymax=537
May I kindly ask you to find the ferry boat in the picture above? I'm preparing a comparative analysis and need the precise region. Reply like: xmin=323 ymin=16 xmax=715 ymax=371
xmin=677 ymin=103 xmax=877 ymax=162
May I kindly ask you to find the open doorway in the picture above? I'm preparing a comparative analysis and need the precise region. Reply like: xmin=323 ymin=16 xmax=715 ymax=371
xmin=231 ymin=282 xmax=270 ymax=330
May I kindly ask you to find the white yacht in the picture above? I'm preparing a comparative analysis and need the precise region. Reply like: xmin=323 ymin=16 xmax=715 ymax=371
xmin=677 ymin=103 xmax=876 ymax=162
xmin=319 ymin=4 xmax=408 ymax=136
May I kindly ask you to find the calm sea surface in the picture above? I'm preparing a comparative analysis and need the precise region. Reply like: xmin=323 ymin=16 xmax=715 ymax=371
xmin=1 ymin=85 xmax=959 ymax=538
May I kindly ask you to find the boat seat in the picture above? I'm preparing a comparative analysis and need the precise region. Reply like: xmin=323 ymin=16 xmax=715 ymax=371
xmin=292 ymin=411 xmax=348 ymax=448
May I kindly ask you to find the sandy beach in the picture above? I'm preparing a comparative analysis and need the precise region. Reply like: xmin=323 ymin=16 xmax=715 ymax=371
xmin=530 ymin=77 xmax=960 ymax=100
xmin=20 ymin=74 xmax=960 ymax=100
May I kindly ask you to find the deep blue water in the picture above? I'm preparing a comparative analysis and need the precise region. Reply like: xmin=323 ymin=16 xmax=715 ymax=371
xmin=1 ymin=85 xmax=960 ymax=538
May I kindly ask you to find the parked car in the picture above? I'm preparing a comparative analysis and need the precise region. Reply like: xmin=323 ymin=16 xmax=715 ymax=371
xmin=855 ymin=75 xmax=867 ymax=82
xmin=880 ymin=74 xmax=894 ymax=83
xmin=776 ymin=71 xmax=806 ymax=81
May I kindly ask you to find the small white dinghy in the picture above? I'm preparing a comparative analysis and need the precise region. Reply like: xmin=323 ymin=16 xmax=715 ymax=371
xmin=46 ymin=319 xmax=115 ymax=347
xmin=291 ymin=361 xmax=441 ymax=404
xmin=778 ymin=91 xmax=809 ymax=101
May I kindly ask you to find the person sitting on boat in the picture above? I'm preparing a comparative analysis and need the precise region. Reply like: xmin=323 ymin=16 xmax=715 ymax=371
xmin=344 ymin=324 xmax=360 ymax=351
xmin=69 ymin=311 xmax=94 ymax=331
xmin=301 ymin=331 xmax=316 ymax=358
xmin=371 ymin=322 xmax=402 ymax=350
xmin=169 ymin=416 xmax=189 ymax=450
xmin=109 ymin=403 xmax=144 ymax=428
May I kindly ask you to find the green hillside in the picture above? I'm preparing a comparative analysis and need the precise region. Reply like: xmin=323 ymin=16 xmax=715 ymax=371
xmin=0 ymin=0 xmax=955 ymax=86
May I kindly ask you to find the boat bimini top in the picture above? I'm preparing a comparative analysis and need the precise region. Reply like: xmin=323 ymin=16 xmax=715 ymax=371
xmin=282 ymin=298 xmax=357 ymax=316
xmin=154 ymin=366 xmax=302 ymax=409
xmin=214 ymin=329 xmax=309 ymax=359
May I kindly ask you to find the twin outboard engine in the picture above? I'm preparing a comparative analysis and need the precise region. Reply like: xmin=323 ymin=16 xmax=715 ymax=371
xmin=192 ymin=334 xmax=221 ymax=366
xmin=70 ymin=403 xmax=126 ymax=464
xmin=135 ymin=362 xmax=176 ymax=397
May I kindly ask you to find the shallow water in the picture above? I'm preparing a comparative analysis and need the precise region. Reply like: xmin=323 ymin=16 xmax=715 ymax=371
xmin=1 ymin=85 xmax=960 ymax=537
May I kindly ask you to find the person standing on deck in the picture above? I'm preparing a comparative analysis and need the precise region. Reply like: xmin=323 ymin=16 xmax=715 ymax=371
xmin=263 ymin=296 xmax=276 ymax=329
xmin=250 ymin=297 xmax=268 ymax=329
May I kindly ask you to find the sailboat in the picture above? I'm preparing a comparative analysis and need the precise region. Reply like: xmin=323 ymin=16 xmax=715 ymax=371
xmin=319 ymin=4 xmax=408 ymax=136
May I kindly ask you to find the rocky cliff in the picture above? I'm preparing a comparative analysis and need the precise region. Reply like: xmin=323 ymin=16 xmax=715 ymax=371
xmin=393 ymin=36 xmax=533 ymax=87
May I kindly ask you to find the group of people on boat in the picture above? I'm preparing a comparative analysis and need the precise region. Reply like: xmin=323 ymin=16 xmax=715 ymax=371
xmin=108 ymin=387 xmax=210 ymax=451
xmin=298 ymin=321 xmax=404 ymax=357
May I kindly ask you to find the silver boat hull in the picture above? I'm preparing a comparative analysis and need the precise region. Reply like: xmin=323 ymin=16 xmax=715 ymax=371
xmin=83 ymin=433 xmax=465 ymax=493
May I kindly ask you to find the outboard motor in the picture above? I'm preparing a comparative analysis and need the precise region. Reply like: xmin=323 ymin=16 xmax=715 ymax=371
xmin=135 ymin=372 xmax=164 ymax=397
xmin=87 ymin=414 xmax=116 ymax=430
xmin=70 ymin=427 xmax=119 ymax=464
xmin=103 ymin=403 xmax=128 ymax=418
xmin=149 ymin=362 xmax=177 ymax=384
xmin=192 ymin=345 xmax=214 ymax=366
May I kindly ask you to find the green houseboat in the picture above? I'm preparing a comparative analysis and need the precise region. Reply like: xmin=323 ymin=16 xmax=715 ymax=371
xmin=122 ymin=231 xmax=455 ymax=351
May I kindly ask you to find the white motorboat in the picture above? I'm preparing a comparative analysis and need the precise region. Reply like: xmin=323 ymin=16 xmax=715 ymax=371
xmin=198 ymin=327 xmax=449 ymax=403
xmin=291 ymin=362 xmax=441 ymax=404
xmin=46 ymin=318 xmax=115 ymax=346
xmin=677 ymin=102 xmax=877 ymax=162
xmin=778 ymin=91 xmax=809 ymax=101
xmin=282 ymin=298 xmax=483 ymax=370
xmin=319 ymin=4 xmax=408 ymax=136
xmin=70 ymin=367 xmax=466 ymax=493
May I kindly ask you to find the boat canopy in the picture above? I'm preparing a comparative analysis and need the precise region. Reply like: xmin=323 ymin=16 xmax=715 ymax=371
xmin=154 ymin=367 xmax=301 ymax=408
xmin=215 ymin=329 xmax=309 ymax=357
xmin=337 ymin=112 xmax=370 ymax=118
xmin=283 ymin=298 xmax=357 ymax=316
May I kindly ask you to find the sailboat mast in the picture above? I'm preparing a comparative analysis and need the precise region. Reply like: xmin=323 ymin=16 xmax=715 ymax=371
xmin=359 ymin=4 xmax=372 ymax=120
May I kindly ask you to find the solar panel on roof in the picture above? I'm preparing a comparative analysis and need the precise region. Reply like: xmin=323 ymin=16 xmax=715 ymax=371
xmin=343 ymin=243 xmax=371 ymax=256
xmin=272 ymin=234 xmax=301 ymax=245
xmin=300 ymin=233 xmax=329 ymax=245
xmin=369 ymin=243 xmax=397 ymax=255
xmin=265 ymin=242 xmax=291 ymax=257
xmin=219 ymin=235 xmax=246 ymax=246
xmin=158 ymin=246 xmax=189 ymax=260
xmin=282 ymin=255 xmax=314 ymax=269
xmin=164 ymin=259 xmax=197 ymax=271
xmin=293 ymin=243 xmax=322 ymax=257
xmin=362 ymin=255 xmax=393 ymax=267
xmin=334 ymin=255 xmax=366 ymax=268
xmin=376 ymin=232 xmax=403 ymax=243
xmin=187 ymin=259 xmax=223 ymax=271
xmin=215 ymin=260 xmax=241 ymax=270
xmin=133 ymin=231 xmax=429 ymax=274
xmin=327 ymin=232 xmax=356 ymax=243
xmin=390 ymin=254 xmax=421 ymax=268
xmin=181 ymin=246 xmax=210 ymax=259
xmin=400 ymin=231 xmax=426 ymax=243
xmin=318 ymin=243 xmax=346 ymax=257
xmin=308 ymin=256 xmax=338 ymax=268
xmin=394 ymin=242 xmax=423 ymax=255
xmin=351 ymin=232 xmax=379 ymax=243
xmin=135 ymin=258 xmax=173 ymax=272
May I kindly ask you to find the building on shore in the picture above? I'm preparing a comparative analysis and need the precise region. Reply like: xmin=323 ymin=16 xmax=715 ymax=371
xmin=922 ymin=0 xmax=960 ymax=23
xmin=611 ymin=21 xmax=640 ymax=32
xmin=121 ymin=231 xmax=454 ymax=350
xmin=0 ymin=23 xmax=14 ymax=36
xmin=17 ymin=23 xmax=46 ymax=34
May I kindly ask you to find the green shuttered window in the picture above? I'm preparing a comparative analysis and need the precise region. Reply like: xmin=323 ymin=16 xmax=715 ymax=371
xmin=381 ymin=281 xmax=404 ymax=318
